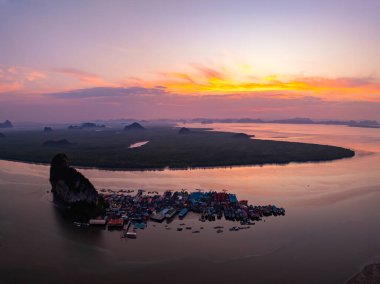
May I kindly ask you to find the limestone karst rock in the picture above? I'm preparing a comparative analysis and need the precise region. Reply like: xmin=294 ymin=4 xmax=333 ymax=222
xmin=49 ymin=153 xmax=98 ymax=205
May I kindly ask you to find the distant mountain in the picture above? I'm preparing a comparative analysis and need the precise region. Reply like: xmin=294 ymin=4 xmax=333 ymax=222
xmin=236 ymin=118 xmax=263 ymax=123
xmin=68 ymin=122 xmax=105 ymax=130
xmin=0 ymin=120 xmax=13 ymax=128
xmin=44 ymin=127 xmax=54 ymax=132
xmin=201 ymin=120 xmax=214 ymax=124
xmin=124 ymin=122 xmax=145 ymax=131
xmin=42 ymin=139 xmax=72 ymax=147
xmin=187 ymin=117 xmax=380 ymax=128
xmin=68 ymin=125 xmax=82 ymax=130
xmin=348 ymin=120 xmax=380 ymax=127
xmin=270 ymin=118 xmax=314 ymax=124
xmin=178 ymin=127 xmax=190 ymax=134
xmin=81 ymin=122 xmax=105 ymax=128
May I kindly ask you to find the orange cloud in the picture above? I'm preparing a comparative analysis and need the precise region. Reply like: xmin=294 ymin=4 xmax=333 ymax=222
xmin=0 ymin=81 xmax=23 ymax=93
xmin=0 ymin=66 xmax=48 ymax=94
xmin=143 ymin=64 xmax=380 ymax=101
xmin=2 ymin=63 xmax=380 ymax=104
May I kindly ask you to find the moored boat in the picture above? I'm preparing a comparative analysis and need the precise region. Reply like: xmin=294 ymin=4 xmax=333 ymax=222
xmin=165 ymin=207 xmax=177 ymax=219
xmin=150 ymin=209 xmax=166 ymax=222
xmin=178 ymin=208 xmax=188 ymax=219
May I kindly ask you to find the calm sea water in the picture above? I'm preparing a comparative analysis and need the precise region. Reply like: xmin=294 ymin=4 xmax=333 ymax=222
xmin=1 ymin=123 xmax=380 ymax=284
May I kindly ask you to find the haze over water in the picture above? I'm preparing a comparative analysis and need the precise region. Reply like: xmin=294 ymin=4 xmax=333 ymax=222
xmin=1 ymin=123 xmax=380 ymax=283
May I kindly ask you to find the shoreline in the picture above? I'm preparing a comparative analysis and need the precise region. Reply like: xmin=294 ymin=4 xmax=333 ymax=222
xmin=0 ymin=127 xmax=355 ymax=171
xmin=0 ymin=150 xmax=355 ymax=172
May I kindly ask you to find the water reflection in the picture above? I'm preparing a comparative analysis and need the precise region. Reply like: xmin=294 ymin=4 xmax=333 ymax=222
xmin=1 ymin=123 xmax=380 ymax=283
xmin=129 ymin=141 xmax=150 ymax=148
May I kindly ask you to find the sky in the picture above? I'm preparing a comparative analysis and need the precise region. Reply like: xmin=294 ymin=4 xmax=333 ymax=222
xmin=1 ymin=0 xmax=380 ymax=122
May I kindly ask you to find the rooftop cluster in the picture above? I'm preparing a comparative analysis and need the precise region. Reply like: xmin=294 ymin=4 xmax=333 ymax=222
xmin=81 ymin=189 xmax=285 ymax=239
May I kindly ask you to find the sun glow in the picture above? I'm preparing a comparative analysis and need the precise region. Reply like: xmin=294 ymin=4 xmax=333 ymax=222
xmin=141 ymin=65 xmax=380 ymax=101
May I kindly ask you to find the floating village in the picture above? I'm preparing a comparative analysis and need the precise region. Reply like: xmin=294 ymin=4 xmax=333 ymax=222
xmin=77 ymin=189 xmax=285 ymax=239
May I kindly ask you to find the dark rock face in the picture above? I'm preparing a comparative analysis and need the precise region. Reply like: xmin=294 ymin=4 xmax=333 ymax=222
xmin=50 ymin=153 xmax=98 ymax=206
xmin=178 ymin=127 xmax=190 ymax=134
xmin=0 ymin=120 xmax=13 ymax=128
xmin=347 ymin=263 xmax=380 ymax=284
xmin=124 ymin=122 xmax=145 ymax=131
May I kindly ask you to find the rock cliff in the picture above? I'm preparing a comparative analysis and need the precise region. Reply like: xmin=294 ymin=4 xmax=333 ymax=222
xmin=49 ymin=153 xmax=98 ymax=205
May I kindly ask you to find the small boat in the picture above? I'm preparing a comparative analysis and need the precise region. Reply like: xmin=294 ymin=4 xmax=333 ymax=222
xmin=107 ymin=218 xmax=124 ymax=229
xmin=178 ymin=208 xmax=188 ymax=219
xmin=73 ymin=222 xmax=89 ymax=227
xmin=150 ymin=210 xmax=166 ymax=222
xmin=165 ymin=207 xmax=177 ymax=219
xmin=89 ymin=219 xmax=107 ymax=226
xmin=229 ymin=226 xmax=240 ymax=231
xmin=125 ymin=231 xmax=137 ymax=239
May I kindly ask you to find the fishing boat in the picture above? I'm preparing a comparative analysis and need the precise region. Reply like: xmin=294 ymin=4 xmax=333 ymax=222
xmin=178 ymin=208 xmax=188 ymax=219
xmin=165 ymin=207 xmax=177 ymax=219
xmin=150 ymin=209 xmax=166 ymax=222
xmin=107 ymin=218 xmax=124 ymax=229
xmin=89 ymin=219 xmax=107 ymax=226
xmin=125 ymin=231 xmax=137 ymax=238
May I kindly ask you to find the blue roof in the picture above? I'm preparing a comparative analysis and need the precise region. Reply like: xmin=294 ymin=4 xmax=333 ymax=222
xmin=228 ymin=194 xmax=238 ymax=203
xmin=189 ymin=192 xmax=203 ymax=201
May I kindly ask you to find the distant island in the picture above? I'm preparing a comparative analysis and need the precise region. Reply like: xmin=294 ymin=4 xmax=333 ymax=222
xmin=0 ymin=125 xmax=355 ymax=170
xmin=0 ymin=120 xmax=13 ymax=128
xmin=124 ymin=122 xmax=145 ymax=131
xmin=178 ymin=127 xmax=190 ymax=134
xmin=44 ymin=126 xmax=54 ymax=132
xmin=68 ymin=122 xmax=105 ymax=130
xmin=190 ymin=117 xmax=380 ymax=128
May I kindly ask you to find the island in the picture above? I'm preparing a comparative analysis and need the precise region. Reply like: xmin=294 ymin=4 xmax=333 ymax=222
xmin=124 ymin=122 xmax=145 ymax=131
xmin=0 ymin=125 xmax=355 ymax=170
xmin=43 ymin=126 xmax=54 ymax=132
xmin=0 ymin=120 xmax=13 ymax=128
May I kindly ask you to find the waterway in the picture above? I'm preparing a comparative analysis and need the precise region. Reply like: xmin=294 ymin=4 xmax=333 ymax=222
xmin=1 ymin=123 xmax=380 ymax=283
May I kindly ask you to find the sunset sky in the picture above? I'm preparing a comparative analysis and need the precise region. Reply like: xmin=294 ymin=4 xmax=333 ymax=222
xmin=1 ymin=0 xmax=380 ymax=122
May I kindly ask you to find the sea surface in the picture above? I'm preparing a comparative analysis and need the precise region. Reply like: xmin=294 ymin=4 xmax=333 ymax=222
xmin=1 ymin=123 xmax=380 ymax=284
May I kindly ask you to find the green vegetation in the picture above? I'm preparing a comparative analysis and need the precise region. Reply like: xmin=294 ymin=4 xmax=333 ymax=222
xmin=0 ymin=127 xmax=355 ymax=170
